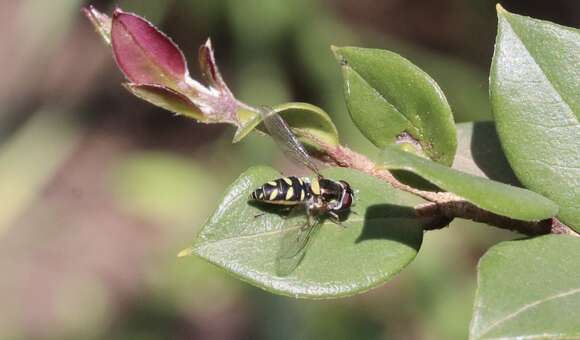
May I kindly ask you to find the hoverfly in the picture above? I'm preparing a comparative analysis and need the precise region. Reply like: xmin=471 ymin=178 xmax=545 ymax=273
xmin=249 ymin=107 xmax=355 ymax=276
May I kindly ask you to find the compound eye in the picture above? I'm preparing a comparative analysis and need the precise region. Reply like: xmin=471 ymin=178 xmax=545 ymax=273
xmin=341 ymin=191 xmax=352 ymax=209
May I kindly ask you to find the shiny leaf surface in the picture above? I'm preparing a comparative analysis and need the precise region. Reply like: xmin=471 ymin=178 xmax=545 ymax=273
xmin=470 ymin=235 xmax=580 ymax=339
xmin=189 ymin=166 xmax=425 ymax=298
xmin=234 ymin=102 xmax=339 ymax=150
xmin=334 ymin=46 xmax=456 ymax=165
xmin=275 ymin=102 xmax=339 ymax=148
xmin=490 ymin=6 xmax=580 ymax=230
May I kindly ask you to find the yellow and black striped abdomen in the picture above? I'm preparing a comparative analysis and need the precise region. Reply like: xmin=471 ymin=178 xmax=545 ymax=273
xmin=250 ymin=176 xmax=309 ymax=205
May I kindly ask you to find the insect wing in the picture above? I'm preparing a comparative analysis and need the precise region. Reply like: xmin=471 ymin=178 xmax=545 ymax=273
xmin=260 ymin=106 xmax=320 ymax=176
xmin=275 ymin=209 xmax=321 ymax=276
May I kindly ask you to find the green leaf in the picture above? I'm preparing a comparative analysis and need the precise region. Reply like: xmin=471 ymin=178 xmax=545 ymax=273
xmin=490 ymin=6 xmax=580 ymax=230
xmin=275 ymin=102 xmax=339 ymax=148
xmin=123 ymin=83 xmax=204 ymax=120
xmin=233 ymin=108 xmax=262 ymax=143
xmin=470 ymin=235 xmax=580 ymax=339
xmin=380 ymin=146 xmax=558 ymax=221
xmin=454 ymin=122 xmax=520 ymax=186
xmin=189 ymin=166 xmax=425 ymax=298
xmin=334 ymin=46 xmax=457 ymax=166
xmin=233 ymin=102 xmax=339 ymax=149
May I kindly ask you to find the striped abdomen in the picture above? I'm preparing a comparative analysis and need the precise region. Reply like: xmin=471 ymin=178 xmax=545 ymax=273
xmin=250 ymin=176 xmax=310 ymax=205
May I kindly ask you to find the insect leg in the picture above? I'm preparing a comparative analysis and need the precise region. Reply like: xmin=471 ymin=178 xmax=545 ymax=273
xmin=328 ymin=211 xmax=347 ymax=228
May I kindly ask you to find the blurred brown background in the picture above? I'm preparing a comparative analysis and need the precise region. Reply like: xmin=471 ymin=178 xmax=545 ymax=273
xmin=0 ymin=0 xmax=578 ymax=339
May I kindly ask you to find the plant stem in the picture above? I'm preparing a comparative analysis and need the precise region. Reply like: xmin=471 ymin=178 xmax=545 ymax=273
xmin=323 ymin=143 xmax=579 ymax=237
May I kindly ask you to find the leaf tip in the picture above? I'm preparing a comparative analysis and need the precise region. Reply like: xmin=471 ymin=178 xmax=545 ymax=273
xmin=177 ymin=247 xmax=195 ymax=258
xmin=330 ymin=45 xmax=342 ymax=58
xmin=80 ymin=5 xmax=91 ymax=17
xmin=82 ymin=5 xmax=112 ymax=45
xmin=232 ymin=111 xmax=261 ymax=143
xmin=232 ymin=130 xmax=244 ymax=143
xmin=330 ymin=45 xmax=349 ymax=67
xmin=199 ymin=38 xmax=217 ymax=82
xmin=496 ymin=3 xmax=507 ymax=14
xmin=203 ymin=37 xmax=213 ymax=48
xmin=112 ymin=7 xmax=124 ymax=17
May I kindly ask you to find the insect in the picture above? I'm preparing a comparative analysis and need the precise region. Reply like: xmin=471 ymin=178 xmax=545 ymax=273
xmin=249 ymin=107 xmax=355 ymax=276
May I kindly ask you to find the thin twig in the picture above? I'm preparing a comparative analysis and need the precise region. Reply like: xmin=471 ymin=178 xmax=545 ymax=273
xmin=322 ymin=143 xmax=579 ymax=237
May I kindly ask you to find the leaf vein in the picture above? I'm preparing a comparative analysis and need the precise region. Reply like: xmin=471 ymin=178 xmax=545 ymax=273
xmin=478 ymin=287 xmax=580 ymax=338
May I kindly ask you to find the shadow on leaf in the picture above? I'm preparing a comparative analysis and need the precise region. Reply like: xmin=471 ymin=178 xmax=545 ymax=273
xmin=355 ymin=204 xmax=423 ymax=251
xmin=391 ymin=169 xmax=440 ymax=191
xmin=470 ymin=122 xmax=521 ymax=186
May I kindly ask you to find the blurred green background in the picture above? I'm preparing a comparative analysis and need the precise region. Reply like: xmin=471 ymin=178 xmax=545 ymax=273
xmin=0 ymin=0 xmax=578 ymax=339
